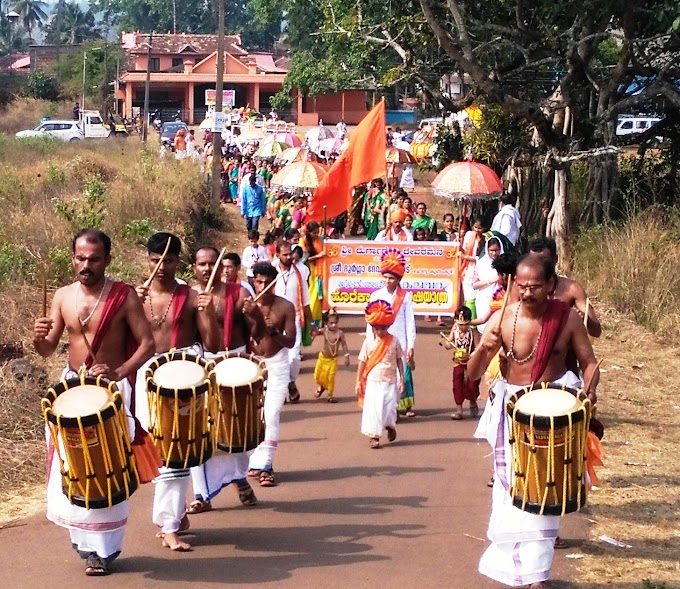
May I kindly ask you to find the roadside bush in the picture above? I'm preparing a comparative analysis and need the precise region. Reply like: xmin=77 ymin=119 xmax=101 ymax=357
xmin=22 ymin=70 xmax=60 ymax=101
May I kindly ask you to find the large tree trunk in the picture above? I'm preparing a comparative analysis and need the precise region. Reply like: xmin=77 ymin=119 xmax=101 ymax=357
xmin=546 ymin=167 xmax=570 ymax=273
xmin=580 ymin=154 xmax=619 ymax=224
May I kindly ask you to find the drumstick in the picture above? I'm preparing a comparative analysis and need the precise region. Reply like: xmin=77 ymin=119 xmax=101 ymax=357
xmin=198 ymin=247 xmax=227 ymax=311
xmin=80 ymin=328 xmax=98 ymax=364
xmin=143 ymin=237 xmax=172 ymax=288
xmin=582 ymin=358 xmax=603 ymax=397
xmin=41 ymin=266 xmax=47 ymax=317
xmin=583 ymin=297 xmax=590 ymax=328
xmin=439 ymin=331 xmax=452 ymax=345
xmin=497 ymin=275 xmax=513 ymax=328
xmin=252 ymin=272 xmax=284 ymax=303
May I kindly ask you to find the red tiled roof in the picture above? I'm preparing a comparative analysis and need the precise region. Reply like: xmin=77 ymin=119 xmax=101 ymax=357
xmin=249 ymin=53 xmax=288 ymax=73
xmin=122 ymin=32 xmax=247 ymax=56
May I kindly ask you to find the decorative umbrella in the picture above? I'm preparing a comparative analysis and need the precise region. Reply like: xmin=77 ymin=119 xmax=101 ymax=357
xmin=270 ymin=160 xmax=328 ymax=190
xmin=275 ymin=146 xmax=311 ymax=165
xmin=239 ymin=125 xmax=266 ymax=140
xmin=317 ymin=137 xmax=348 ymax=155
xmin=386 ymin=147 xmax=417 ymax=164
xmin=254 ymin=141 xmax=288 ymax=160
xmin=261 ymin=131 xmax=303 ymax=148
xmin=431 ymin=160 xmax=503 ymax=200
xmin=305 ymin=125 xmax=335 ymax=153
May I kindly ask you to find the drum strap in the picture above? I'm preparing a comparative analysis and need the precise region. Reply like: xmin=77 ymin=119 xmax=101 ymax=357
xmin=530 ymin=299 xmax=571 ymax=382
xmin=170 ymin=285 xmax=191 ymax=349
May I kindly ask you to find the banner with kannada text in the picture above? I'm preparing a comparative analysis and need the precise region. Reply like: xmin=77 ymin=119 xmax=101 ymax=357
xmin=322 ymin=240 xmax=460 ymax=315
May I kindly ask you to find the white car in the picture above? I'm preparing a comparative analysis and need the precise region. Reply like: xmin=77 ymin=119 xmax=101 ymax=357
xmin=16 ymin=120 xmax=85 ymax=142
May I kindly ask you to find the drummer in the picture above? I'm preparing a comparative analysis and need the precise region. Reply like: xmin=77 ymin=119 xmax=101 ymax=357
xmin=187 ymin=247 xmax=259 ymax=513
xmin=135 ymin=232 xmax=218 ymax=552
xmin=33 ymin=228 xmax=155 ymax=576
xmin=242 ymin=261 xmax=296 ymax=487
xmin=467 ymin=254 xmax=599 ymax=589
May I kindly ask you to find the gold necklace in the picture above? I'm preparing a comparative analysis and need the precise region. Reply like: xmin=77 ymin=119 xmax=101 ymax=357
xmin=75 ymin=278 xmax=108 ymax=327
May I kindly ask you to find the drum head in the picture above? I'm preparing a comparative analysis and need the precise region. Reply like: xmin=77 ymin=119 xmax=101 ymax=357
xmin=154 ymin=360 xmax=206 ymax=389
xmin=214 ymin=357 xmax=261 ymax=386
xmin=514 ymin=388 xmax=581 ymax=417
xmin=52 ymin=385 xmax=111 ymax=418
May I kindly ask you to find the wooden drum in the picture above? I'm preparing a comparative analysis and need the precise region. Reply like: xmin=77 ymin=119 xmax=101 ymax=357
xmin=507 ymin=383 xmax=592 ymax=516
xmin=145 ymin=351 xmax=215 ymax=469
xmin=211 ymin=352 xmax=266 ymax=453
xmin=42 ymin=375 xmax=139 ymax=509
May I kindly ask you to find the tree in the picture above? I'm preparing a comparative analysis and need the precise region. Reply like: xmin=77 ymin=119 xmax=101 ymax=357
xmin=276 ymin=0 xmax=680 ymax=259
xmin=43 ymin=2 xmax=100 ymax=45
xmin=22 ymin=69 xmax=59 ymax=99
xmin=11 ymin=0 xmax=48 ymax=37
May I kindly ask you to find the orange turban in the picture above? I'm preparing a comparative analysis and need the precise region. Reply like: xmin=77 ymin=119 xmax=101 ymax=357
xmin=365 ymin=300 xmax=395 ymax=327
xmin=380 ymin=248 xmax=406 ymax=278
xmin=390 ymin=208 xmax=407 ymax=223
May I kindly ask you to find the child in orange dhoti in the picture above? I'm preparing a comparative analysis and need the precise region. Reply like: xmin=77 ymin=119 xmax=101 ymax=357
xmin=355 ymin=300 xmax=404 ymax=449
xmin=313 ymin=309 xmax=350 ymax=402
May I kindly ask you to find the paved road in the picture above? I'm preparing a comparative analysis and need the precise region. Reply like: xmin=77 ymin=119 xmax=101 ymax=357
xmin=0 ymin=318 xmax=583 ymax=588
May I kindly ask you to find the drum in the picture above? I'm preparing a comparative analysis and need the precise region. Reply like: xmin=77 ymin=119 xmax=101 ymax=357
xmin=145 ymin=351 xmax=215 ymax=469
xmin=506 ymin=383 xmax=592 ymax=516
xmin=42 ymin=375 xmax=139 ymax=509
xmin=211 ymin=352 xmax=266 ymax=453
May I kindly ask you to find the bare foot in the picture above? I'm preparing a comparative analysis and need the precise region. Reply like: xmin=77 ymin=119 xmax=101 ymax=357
xmin=179 ymin=514 xmax=190 ymax=533
xmin=161 ymin=531 xmax=192 ymax=551
xmin=528 ymin=582 xmax=545 ymax=589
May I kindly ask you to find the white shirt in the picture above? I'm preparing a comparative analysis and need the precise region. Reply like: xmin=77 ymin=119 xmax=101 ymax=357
xmin=374 ymin=228 xmax=413 ymax=241
xmin=490 ymin=204 xmax=522 ymax=245
xmin=241 ymin=279 xmax=255 ymax=297
xmin=275 ymin=264 xmax=310 ymax=318
xmin=241 ymin=244 xmax=269 ymax=277
xmin=366 ymin=286 xmax=416 ymax=355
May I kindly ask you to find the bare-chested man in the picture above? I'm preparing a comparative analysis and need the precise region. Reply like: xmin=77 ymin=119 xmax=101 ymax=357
xmin=134 ymin=232 xmax=217 ymax=552
xmin=242 ymin=261 xmax=296 ymax=487
xmin=528 ymin=237 xmax=602 ymax=338
xmin=33 ymin=228 xmax=155 ymax=576
xmin=467 ymin=255 xmax=599 ymax=589
xmin=187 ymin=247 xmax=259 ymax=513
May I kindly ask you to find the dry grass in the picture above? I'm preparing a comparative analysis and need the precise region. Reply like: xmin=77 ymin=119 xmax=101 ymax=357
xmin=0 ymin=99 xmax=73 ymax=135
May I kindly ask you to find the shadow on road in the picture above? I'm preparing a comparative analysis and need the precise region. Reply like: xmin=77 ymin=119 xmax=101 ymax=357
xmin=282 ymin=464 xmax=442 ymax=483
xmin=261 ymin=494 xmax=428 ymax=516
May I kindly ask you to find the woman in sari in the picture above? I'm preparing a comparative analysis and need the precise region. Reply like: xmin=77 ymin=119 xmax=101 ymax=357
xmin=362 ymin=179 xmax=387 ymax=240
xmin=459 ymin=216 xmax=487 ymax=319
xmin=472 ymin=236 xmax=503 ymax=332
xmin=303 ymin=221 xmax=325 ymax=327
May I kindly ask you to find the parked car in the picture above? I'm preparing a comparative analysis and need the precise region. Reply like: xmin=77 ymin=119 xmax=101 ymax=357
xmin=160 ymin=121 xmax=188 ymax=150
xmin=16 ymin=120 xmax=85 ymax=142
xmin=616 ymin=115 xmax=662 ymax=137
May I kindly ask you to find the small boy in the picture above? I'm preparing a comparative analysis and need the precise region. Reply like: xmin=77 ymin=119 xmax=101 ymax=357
xmin=242 ymin=230 xmax=269 ymax=286
xmin=444 ymin=306 xmax=481 ymax=420
xmin=356 ymin=300 xmax=404 ymax=448
xmin=313 ymin=309 xmax=350 ymax=403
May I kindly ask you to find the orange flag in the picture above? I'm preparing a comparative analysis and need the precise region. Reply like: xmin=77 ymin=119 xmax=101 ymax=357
xmin=307 ymin=100 xmax=387 ymax=221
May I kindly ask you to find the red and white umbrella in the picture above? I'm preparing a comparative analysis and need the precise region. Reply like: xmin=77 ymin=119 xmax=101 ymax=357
xmin=432 ymin=160 xmax=503 ymax=200
xmin=262 ymin=132 xmax=303 ymax=148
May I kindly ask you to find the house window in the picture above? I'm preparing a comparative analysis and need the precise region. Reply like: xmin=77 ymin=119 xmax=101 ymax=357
xmin=149 ymin=58 xmax=160 ymax=72
xmin=172 ymin=57 xmax=183 ymax=68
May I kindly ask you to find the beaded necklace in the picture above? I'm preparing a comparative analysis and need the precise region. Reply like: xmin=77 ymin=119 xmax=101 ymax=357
xmin=506 ymin=302 xmax=543 ymax=365
xmin=148 ymin=283 xmax=177 ymax=327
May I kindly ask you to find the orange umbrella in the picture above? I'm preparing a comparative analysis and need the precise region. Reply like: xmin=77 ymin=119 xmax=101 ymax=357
xmin=270 ymin=160 xmax=328 ymax=190
xmin=386 ymin=147 xmax=417 ymax=164
xmin=275 ymin=146 xmax=310 ymax=165
xmin=432 ymin=160 xmax=502 ymax=200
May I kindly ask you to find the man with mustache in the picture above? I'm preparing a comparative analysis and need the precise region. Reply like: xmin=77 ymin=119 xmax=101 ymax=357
xmin=33 ymin=228 xmax=155 ymax=576
xmin=467 ymin=254 xmax=600 ymax=589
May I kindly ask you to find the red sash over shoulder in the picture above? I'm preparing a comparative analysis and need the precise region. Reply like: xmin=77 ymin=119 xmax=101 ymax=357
xmin=170 ymin=284 xmax=191 ymax=349
xmin=85 ymin=281 xmax=131 ymax=367
xmin=530 ymin=299 xmax=571 ymax=383
xmin=223 ymin=282 xmax=241 ymax=349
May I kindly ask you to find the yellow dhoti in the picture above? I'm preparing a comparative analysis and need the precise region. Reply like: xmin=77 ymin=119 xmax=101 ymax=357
xmin=314 ymin=353 xmax=338 ymax=396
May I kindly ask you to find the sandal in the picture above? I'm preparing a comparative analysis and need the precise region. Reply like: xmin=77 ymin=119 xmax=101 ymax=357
xmin=187 ymin=499 xmax=212 ymax=514
xmin=370 ymin=437 xmax=381 ymax=449
xmin=259 ymin=469 xmax=276 ymax=487
xmin=554 ymin=536 xmax=568 ymax=549
xmin=386 ymin=427 xmax=397 ymax=442
xmin=237 ymin=481 xmax=258 ymax=506
xmin=451 ymin=412 xmax=463 ymax=420
xmin=470 ymin=402 xmax=479 ymax=417
xmin=247 ymin=469 xmax=261 ymax=478
xmin=315 ymin=386 xmax=324 ymax=398
xmin=288 ymin=383 xmax=300 ymax=404
xmin=327 ymin=396 xmax=338 ymax=403
xmin=85 ymin=553 xmax=109 ymax=576
xmin=405 ymin=410 xmax=416 ymax=417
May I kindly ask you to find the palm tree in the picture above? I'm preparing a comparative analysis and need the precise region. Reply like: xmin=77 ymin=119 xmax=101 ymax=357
xmin=61 ymin=3 xmax=98 ymax=45
xmin=11 ymin=0 xmax=48 ymax=37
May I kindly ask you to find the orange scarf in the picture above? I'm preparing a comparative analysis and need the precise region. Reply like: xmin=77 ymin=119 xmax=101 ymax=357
xmin=358 ymin=334 xmax=393 ymax=408
xmin=385 ymin=227 xmax=408 ymax=241
xmin=390 ymin=287 xmax=406 ymax=317
xmin=290 ymin=264 xmax=305 ymax=327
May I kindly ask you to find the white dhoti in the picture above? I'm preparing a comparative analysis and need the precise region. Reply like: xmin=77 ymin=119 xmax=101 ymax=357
xmin=46 ymin=368 xmax=134 ymax=562
xmin=478 ymin=371 xmax=581 ymax=586
xmin=152 ymin=467 xmax=190 ymax=533
xmin=190 ymin=346 xmax=252 ymax=501
xmin=289 ymin=320 xmax=302 ymax=381
xmin=361 ymin=380 xmax=398 ymax=438
xmin=248 ymin=347 xmax=290 ymax=471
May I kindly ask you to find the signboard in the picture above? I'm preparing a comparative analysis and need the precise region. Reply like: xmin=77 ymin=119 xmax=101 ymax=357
xmin=322 ymin=240 xmax=460 ymax=315
xmin=205 ymin=89 xmax=236 ymax=107
xmin=212 ymin=112 xmax=227 ymax=132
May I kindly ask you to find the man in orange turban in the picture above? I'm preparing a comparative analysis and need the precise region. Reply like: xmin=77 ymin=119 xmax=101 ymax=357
xmin=375 ymin=208 xmax=413 ymax=241
xmin=356 ymin=300 xmax=404 ymax=448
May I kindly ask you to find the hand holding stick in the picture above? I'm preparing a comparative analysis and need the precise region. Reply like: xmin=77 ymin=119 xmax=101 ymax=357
xmin=143 ymin=237 xmax=172 ymax=288
xmin=438 ymin=331 xmax=452 ymax=347
xmin=198 ymin=247 xmax=227 ymax=311
xmin=584 ymin=297 xmax=590 ymax=328
xmin=41 ymin=266 xmax=47 ymax=317
xmin=497 ymin=275 xmax=513 ymax=328
xmin=252 ymin=272 xmax=284 ymax=303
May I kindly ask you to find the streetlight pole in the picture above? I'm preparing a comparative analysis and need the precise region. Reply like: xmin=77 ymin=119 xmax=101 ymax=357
xmin=82 ymin=50 xmax=87 ymax=111
xmin=211 ymin=0 xmax=225 ymax=206
xmin=6 ymin=10 xmax=20 ymax=75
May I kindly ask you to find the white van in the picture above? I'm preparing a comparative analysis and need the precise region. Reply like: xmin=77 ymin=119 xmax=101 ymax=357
xmin=616 ymin=115 xmax=662 ymax=137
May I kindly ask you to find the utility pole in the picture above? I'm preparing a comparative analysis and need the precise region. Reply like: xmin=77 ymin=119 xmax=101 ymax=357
xmin=142 ymin=31 xmax=153 ymax=143
xmin=54 ymin=0 xmax=64 ymax=81
xmin=211 ymin=0 xmax=225 ymax=205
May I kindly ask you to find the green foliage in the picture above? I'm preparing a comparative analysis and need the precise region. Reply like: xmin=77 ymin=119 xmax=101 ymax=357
xmin=123 ymin=218 xmax=156 ymax=242
xmin=461 ymin=105 xmax=530 ymax=166
xmin=0 ymin=243 xmax=31 ymax=285
xmin=48 ymin=245 xmax=73 ymax=284
xmin=52 ymin=176 xmax=108 ymax=231
xmin=22 ymin=70 xmax=60 ymax=101
xmin=47 ymin=163 xmax=66 ymax=186
xmin=642 ymin=580 xmax=675 ymax=589
xmin=431 ymin=126 xmax=463 ymax=170
xmin=43 ymin=2 xmax=100 ymax=45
